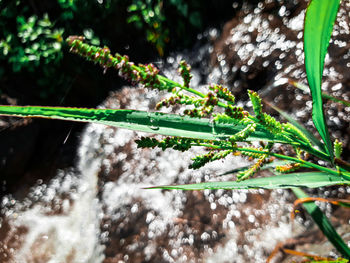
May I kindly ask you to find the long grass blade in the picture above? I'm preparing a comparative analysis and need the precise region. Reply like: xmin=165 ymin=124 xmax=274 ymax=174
xmin=292 ymin=188 xmax=350 ymax=258
xmin=0 ymin=105 xmax=285 ymax=142
xmin=147 ymin=172 xmax=348 ymax=190
xmin=304 ymin=0 xmax=341 ymax=162
xmin=307 ymin=259 xmax=348 ymax=263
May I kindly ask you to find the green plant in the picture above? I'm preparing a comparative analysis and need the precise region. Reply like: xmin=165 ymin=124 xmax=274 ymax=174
xmin=0 ymin=0 xmax=233 ymax=102
xmin=0 ymin=0 xmax=349 ymax=259
xmin=126 ymin=0 xmax=202 ymax=55
xmin=0 ymin=13 xmax=64 ymax=73
xmin=0 ymin=0 xmax=98 ymax=100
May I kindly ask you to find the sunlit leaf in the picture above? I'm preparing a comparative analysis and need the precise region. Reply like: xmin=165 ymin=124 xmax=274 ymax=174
xmin=0 ymin=105 xmax=286 ymax=142
xmin=304 ymin=0 xmax=341 ymax=162
xmin=147 ymin=172 xmax=349 ymax=190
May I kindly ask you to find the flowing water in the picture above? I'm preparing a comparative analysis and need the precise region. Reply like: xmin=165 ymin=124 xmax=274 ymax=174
xmin=1 ymin=1 xmax=350 ymax=262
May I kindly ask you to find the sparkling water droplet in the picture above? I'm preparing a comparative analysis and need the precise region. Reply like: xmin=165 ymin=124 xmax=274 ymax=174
xmin=148 ymin=115 xmax=159 ymax=130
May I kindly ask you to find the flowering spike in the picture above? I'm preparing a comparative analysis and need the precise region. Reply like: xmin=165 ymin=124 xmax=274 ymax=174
xmin=154 ymin=92 xmax=219 ymax=117
xmin=262 ymin=113 xmax=283 ymax=134
xmin=334 ymin=139 xmax=343 ymax=159
xmin=203 ymin=92 xmax=219 ymax=107
xmin=283 ymin=123 xmax=311 ymax=146
xmin=237 ymin=155 xmax=267 ymax=181
xmin=189 ymin=150 xmax=232 ymax=169
xmin=178 ymin=60 xmax=192 ymax=88
xmin=155 ymin=93 xmax=205 ymax=110
xmin=135 ymin=137 xmax=160 ymax=148
xmin=275 ymin=163 xmax=301 ymax=173
xmin=248 ymin=90 xmax=264 ymax=122
xmin=136 ymin=136 xmax=194 ymax=152
xmin=213 ymin=114 xmax=252 ymax=126
xmin=237 ymin=142 xmax=273 ymax=181
xmin=229 ymin=123 xmax=257 ymax=142
xmin=66 ymin=37 xmax=167 ymax=90
xmin=209 ymin=84 xmax=235 ymax=104
xmin=224 ymin=105 xmax=248 ymax=119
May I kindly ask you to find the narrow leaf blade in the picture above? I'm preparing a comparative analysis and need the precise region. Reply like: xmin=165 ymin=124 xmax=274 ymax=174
xmin=0 ymin=105 xmax=283 ymax=142
xmin=148 ymin=172 xmax=348 ymax=190
xmin=304 ymin=0 xmax=341 ymax=162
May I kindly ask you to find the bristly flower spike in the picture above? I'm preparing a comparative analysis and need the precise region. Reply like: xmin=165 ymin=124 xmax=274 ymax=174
xmin=283 ymin=123 xmax=312 ymax=146
xmin=67 ymin=37 xmax=166 ymax=91
xmin=275 ymin=163 xmax=301 ymax=173
xmin=136 ymin=136 xmax=195 ymax=152
xmin=224 ymin=105 xmax=248 ymax=120
xmin=237 ymin=142 xmax=273 ymax=181
xmin=209 ymin=84 xmax=235 ymax=105
xmin=229 ymin=123 xmax=257 ymax=143
xmin=178 ymin=60 xmax=192 ymax=88
xmin=334 ymin=139 xmax=343 ymax=159
xmin=248 ymin=90 xmax=265 ymax=122
xmin=237 ymin=155 xmax=267 ymax=181
xmin=189 ymin=150 xmax=233 ymax=169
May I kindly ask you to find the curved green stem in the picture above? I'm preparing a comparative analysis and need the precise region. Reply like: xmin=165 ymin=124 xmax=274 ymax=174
xmin=157 ymin=74 xmax=229 ymax=108
xmin=131 ymin=63 xmax=231 ymax=108
xmin=194 ymin=143 xmax=350 ymax=179
xmin=295 ymin=141 xmax=330 ymax=161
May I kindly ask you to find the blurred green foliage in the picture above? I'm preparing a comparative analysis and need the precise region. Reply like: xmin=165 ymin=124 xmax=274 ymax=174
xmin=127 ymin=0 xmax=169 ymax=56
xmin=127 ymin=0 xmax=203 ymax=56
xmin=0 ymin=14 xmax=63 ymax=72
xmin=0 ymin=0 xmax=118 ymax=102
xmin=0 ymin=0 xmax=235 ymax=103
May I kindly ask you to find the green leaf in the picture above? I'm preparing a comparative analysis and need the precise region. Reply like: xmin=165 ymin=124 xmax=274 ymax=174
xmin=266 ymin=101 xmax=326 ymax=153
xmin=304 ymin=0 xmax=341 ymax=163
xmin=127 ymin=15 xmax=141 ymax=24
xmin=127 ymin=4 xmax=139 ymax=12
xmin=147 ymin=172 xmax=349 ymax=190
xmin=0 ymin=105 xmax=286 ymax=143
xmin=308 ymin=259 xmax=348 ymax=263
xmin=292 ymin=188 xmax=350 ymax=258
xmin=0 ymin=105 xmax=335 ymax=161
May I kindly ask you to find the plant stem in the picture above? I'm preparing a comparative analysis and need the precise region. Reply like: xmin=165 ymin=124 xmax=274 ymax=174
xmin=296 ymin=141 xmax=330 ymax=161
xmin=131 ymin=65 xmax=230 ymax=108
xmin=194 ymin=143 xmax=350 ymax=179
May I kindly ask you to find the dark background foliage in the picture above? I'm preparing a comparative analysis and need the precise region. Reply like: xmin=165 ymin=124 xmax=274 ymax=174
xmin=0 ymin=0 xmax=239 ymax=106
xmin=0 ymin=0 xmax=241 ymax=195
